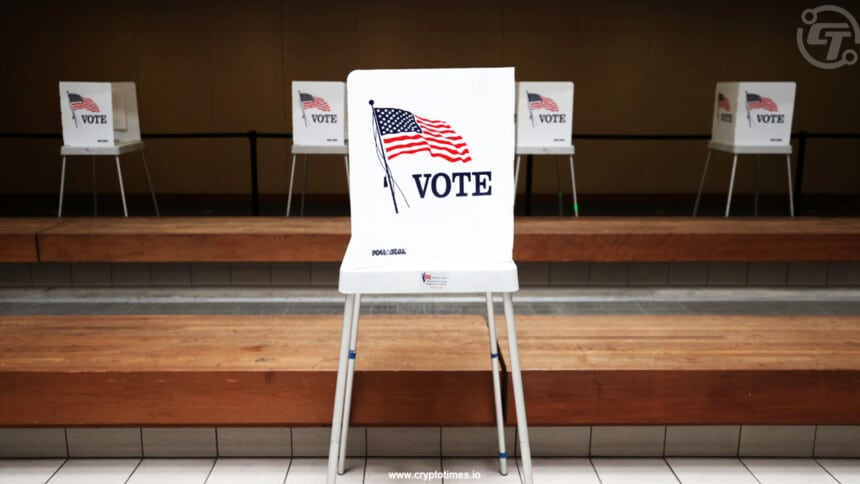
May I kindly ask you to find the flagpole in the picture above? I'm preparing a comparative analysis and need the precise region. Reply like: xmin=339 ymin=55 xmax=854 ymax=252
xmin=745 ymin=90 xmax=752 ymax=128
xmin=66 ymin=91 xmax=78 ymax=128
xmin=526 ymin=90 xmax=535 ymax=128
xmin=298 ymin=90 xmax=308 ymax=127
xmin=369 ymin=100 xmax=399 ymax=214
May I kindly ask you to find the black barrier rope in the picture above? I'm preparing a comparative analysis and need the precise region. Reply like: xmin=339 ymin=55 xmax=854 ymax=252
xmin=1 ymin=131 xmax=857 ymax=216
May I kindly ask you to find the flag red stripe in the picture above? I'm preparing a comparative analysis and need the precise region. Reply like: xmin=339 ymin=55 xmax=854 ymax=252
xmin=387 ymin=145 xmax=470 ymax=163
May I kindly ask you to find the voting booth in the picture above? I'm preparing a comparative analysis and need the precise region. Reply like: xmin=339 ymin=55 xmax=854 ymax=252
xmin=58 ymin=81 xmax=159 ymax=217
xmin=287 ymin=81 xmax=347 ymax=216
xmin=694 ymin=82 xmax=797 ymax=217
xmin=328 ymin=67 xmax=534 ymax=484
xmin=515 ymin=81 xmax=577 ymax=216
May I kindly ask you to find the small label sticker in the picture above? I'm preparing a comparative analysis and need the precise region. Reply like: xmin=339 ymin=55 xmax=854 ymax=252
xmin=420 ymin=271 xmax=449 ymax=290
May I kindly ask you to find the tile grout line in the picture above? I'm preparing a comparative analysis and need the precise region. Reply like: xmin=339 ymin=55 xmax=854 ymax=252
xmin=739 ymin=457 xmax=764 ymax=484
xmin=281 ymin=453 xmax=292 ymax=484
xmin=123 ymin=457 xmax=144 ymax=484
xmin=588 ymin=456 xmax=604 ymax=484
xmin=814 ymin=457 xmax=844 ymax=484
xmin=202 ymin=456 xmax=218 ymax=484
xmin=662 ymin=456 xmax=682 ymax=484
xmin=662 ymin=425 xmax=668 ymax=457
xmin=812 ymin=424 xmax=819 ymax=458
xmin=43 ymin=458 xmax=68 ymax=484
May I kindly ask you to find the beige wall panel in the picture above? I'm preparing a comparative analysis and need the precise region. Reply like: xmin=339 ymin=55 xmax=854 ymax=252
xmin=292 ymin=154 xmax=349 ymax=194
xmin=0 ymin=140 xmax=61 ymax=193
xmin=574 ymin=30 xmax=649 ymax=134
xmin=578 ymin=0 xmax=650 ymax=30
xmin=282 ymin=0 xmax=356 ymax=30
xmin=136 ymin=31 xmax=214 ymax=132
xmin=645 ymin=31 xmax=722 ymax=134
xmin=428 ymin=30 xmax=505 ymax=67
xmin=641 ymin=140 xmax=712 ymax=194
xmin=503 ymin=0 xmax=577 ymax=31
xmin=356 ymin=0 xmax=431 ymax=30
xmin=723 ymin=0 xmax=812 ymax=31
xmin=0 ymin=31 xmax=62 ymax=133
xmin=59 ymin=1 xmax=136 ymax=30
xmin=503 ymin=30 xmax=576 ymax=81
xmin=213 ymin=139 xmax=252 ymax=193
xmin=2 ymin=2 xmax=62 ymax=31
xmin=257 ymin=138 xmax=291 ymax=194
xmin=134 ymin=0 xmax=209 ymax=30
xmin=355 ymin=29 xmax=431 ymax=69
xmin=803 ymin=139 xmax=860 ymax=194
xmin=431 ymin=0 xmax=503 ymax=30
xmin=649 ymin=0 xmax=725 ymax=31
xmin=209 ymin=0 xmax=282 ymax=30
xmin=141 ymin=139 xmax=217 ymax=193
xmin=59 ymin=30 xmax=138 ymax=83
xmin=210 ymin=30 xmax=286 ymax=132
xmin=574 ymin=139 xmax=643 ymax=193
xmin=793 ymin=66 xmax=860 ymax=133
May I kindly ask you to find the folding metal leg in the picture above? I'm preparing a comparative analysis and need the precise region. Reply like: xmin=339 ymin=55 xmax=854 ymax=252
xmin=337 ymin=294 xmax=362 ymax=475
xmin=58 ymin=156 xmax=67 ymax=218
xmin=344 ymin=155 xmax=350 ymax=186
xmin=140 ymin=149 xmax=160 ymax=216
xmin=485 ymin=293 xmax=508 ymax=476
xmin=569 ymin=155 xmax=578 ymax=217
xmin=300 ymin=154 xmax=308 ymax=216
xmin=502 ymin=292 xmax=533 ymax=484
xmin=514 ymin=155 xmax=521 ymax=188
xmin=92 ymin=156 xmax=98 ymax=216
xmin=328 ymin=294 xmax=356 ymax=484
xmin=286 ymin=154 xmax=297 ymax=216
xmin=693 ymin=149 xmax=712 ymax=216
xmin=754 ymin=155 xmax=760 ymax=216
xmin=115 ymin=156 xmax=128 ymax=217
xmin=555 ymin=157 xmax=563 ymax=215
xmin=786 ymin=154 xmax=795 ymax=217
xmin=724 ymin=154 xmax=739 ymax=217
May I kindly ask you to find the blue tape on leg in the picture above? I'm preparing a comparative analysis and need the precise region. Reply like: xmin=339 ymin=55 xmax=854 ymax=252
xmin=348 ymin=350 xmax=356 ymax=359
xmin=499 ymin=451 xmax=508 ymax=459
xmin=491 ymin=352 xmax=499 ymax=359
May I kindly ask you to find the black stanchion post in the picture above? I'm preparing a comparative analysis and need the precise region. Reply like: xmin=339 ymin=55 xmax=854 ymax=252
xmin=794 ymin=131 xmax=807 ymax=216
xmin=249 ymin=130 xmax=259 ymax=216
xmin=525 ymin=154 xmax=534 ymax=216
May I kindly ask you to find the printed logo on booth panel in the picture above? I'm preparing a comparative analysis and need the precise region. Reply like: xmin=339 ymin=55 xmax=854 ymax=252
xmin=369 ymin=100 xmax=492 ymax=214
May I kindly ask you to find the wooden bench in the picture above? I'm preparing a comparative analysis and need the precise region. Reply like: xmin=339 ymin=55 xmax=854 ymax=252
xmin=0 ymin=218 xmax=62 ymax=262
xmin=499 ymin=315 xmax=860 ymax=425
xmin=20 ymin=216 xmax=860 ymax=263
xmin=0 ymin=314 xmax=498 ymax=426
xmin=1 ymin=314 xmax=857 ymax=426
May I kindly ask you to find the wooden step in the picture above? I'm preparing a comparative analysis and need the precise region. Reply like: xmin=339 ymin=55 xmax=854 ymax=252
xmin=498 ymin=315 xmax=860 ymax=425
xmin=0 ymin=314 xmax=498 ymax=426
xmin=2 ymin=313 xmax=858 ymax=426
xmin=0 ymin=218 xmax=61 ymax=262
xmin=27 ymin=216 xmax=860 ymax=263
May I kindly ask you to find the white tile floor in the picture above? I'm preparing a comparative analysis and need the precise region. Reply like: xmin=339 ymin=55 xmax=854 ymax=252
xmin=0 ymin=457 xmax=857 ymax=483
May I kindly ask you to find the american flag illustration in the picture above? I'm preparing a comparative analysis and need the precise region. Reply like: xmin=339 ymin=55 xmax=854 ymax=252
xmin=746 ymin=93 xmax=777 ymax=112
xmin=374 ymin=107 xmax=472 ymax=163
xmin=717 ymin=93 xmax=731 ymax=111
xmin=68 ymin=93 xmax=100 ymax=112
xmin=527 ymin=92 xmax=559 ymax=112
xmin=299 ymin=92 xmax=330 ymax=111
